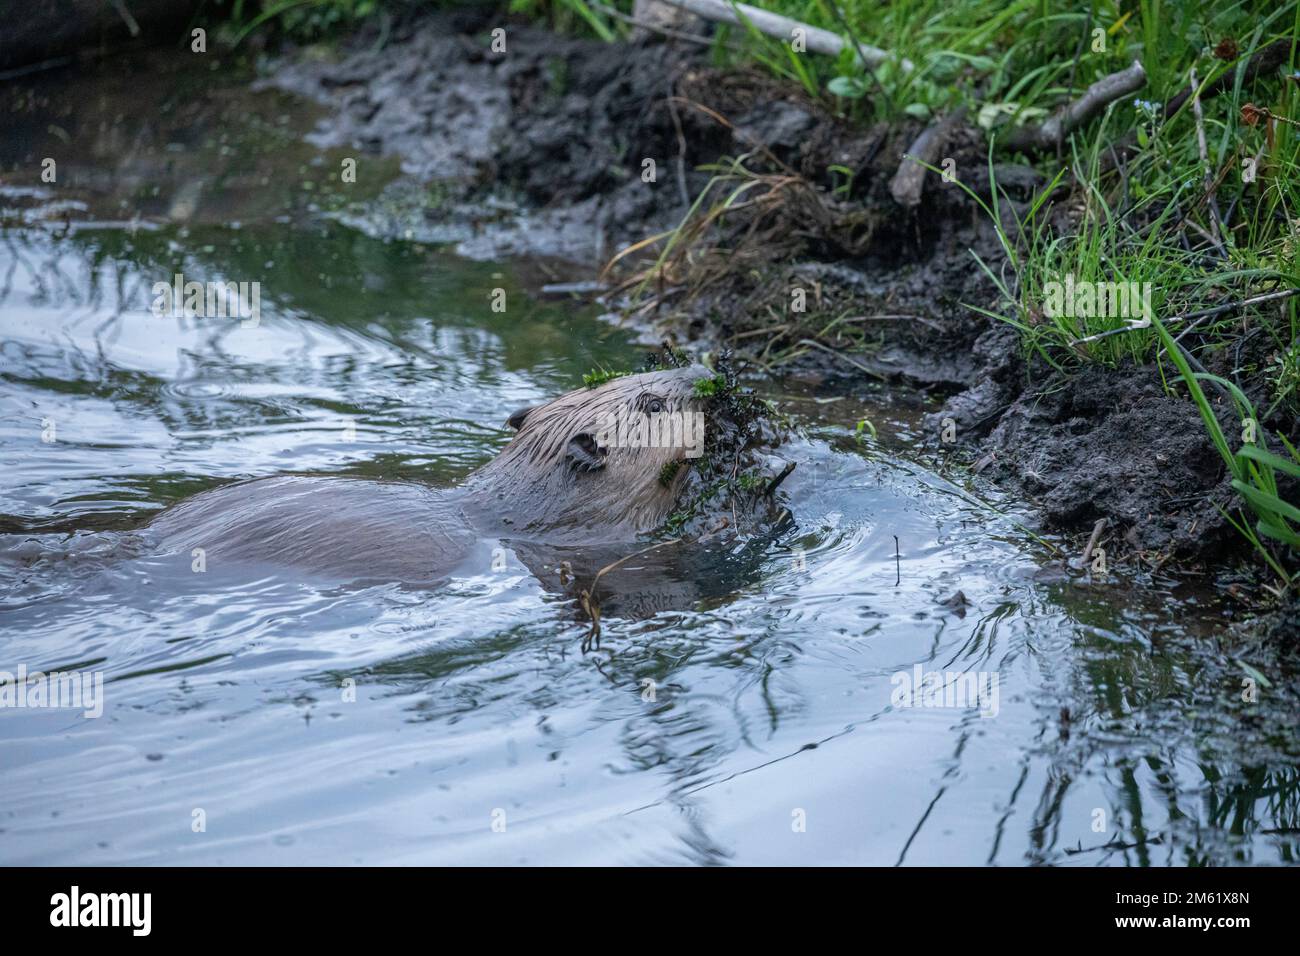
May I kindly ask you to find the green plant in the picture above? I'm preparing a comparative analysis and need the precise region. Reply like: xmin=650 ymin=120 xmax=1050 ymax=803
xmin=583 ymin=366 xmax=631 ymax=388
xmin=692 ymin=374 xmax=728 ymax=398
xmin=1154 ymin=317 xmax=1297 ymax=587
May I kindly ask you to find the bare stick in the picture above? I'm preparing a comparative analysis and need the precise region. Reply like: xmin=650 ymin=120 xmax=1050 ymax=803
xmin=890 ymin=107 xmax=967 ymax=208
xmin=1004 ymin=60 xmax=1147 ymax=154
xmin=110 ymin=0 xmax=141 ymax=37
xmin=590 ymin=2 xmax=718 ymax=47
xmin=763 ymin=461 xmax=796 ymax=497
xmin=1100 ymin=39 xmax=1293 ymax=171
xmin=655 ymin=0 xmax=912 ymax=71
xmin=1189 ymin=66 xmax=1226 ymax=255
xmin=1081 ymin=517 xmax=1107 ymax=567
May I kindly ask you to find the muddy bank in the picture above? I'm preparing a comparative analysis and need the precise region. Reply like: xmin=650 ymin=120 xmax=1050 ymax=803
xmin=253 ymin=12 xmax=1291 ymax=587
xmin=261 ymin=7 xmax=710 ymax=261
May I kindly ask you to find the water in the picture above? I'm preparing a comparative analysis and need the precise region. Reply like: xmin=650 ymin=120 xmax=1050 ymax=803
xmin=2 ymin=52 xmax=1297 ymax=867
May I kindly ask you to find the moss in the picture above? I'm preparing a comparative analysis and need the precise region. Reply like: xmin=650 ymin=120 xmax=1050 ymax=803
xmin=691 ymin=374 xmax=728 ymax=398
xmin=582 ymin=366 xmax=631 ymax=388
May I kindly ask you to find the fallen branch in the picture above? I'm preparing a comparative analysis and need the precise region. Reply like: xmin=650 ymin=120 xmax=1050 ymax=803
xmin=1004 ymin=60 xmax=1147 ymax=154
xmin=593 ymin=2 xmax=719 ymax=48
xmin=1163 ymin=38 xmax=1293 ymax=120
xmin=1101 ymin=39 xmax=1294 ymax=170
xmin=890 ymin=107 xmax=967 ymax=208
xmin=656 ymin=0 xmax=912 ymax=71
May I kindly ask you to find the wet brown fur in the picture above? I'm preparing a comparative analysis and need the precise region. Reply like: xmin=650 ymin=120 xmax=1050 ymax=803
xmin=465 ymin=364 xmax=713 ymax=537
xmin=146 ymin=366 xmax=714 ymax=582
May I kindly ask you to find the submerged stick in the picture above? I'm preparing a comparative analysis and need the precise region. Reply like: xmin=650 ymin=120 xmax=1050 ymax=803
xmin=655 ymin=0 xmax=912 ymax=71
xmin=1004 ymin=60 xmax=1147 ymax=154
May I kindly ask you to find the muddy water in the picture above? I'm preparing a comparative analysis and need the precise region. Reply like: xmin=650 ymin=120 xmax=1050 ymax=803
xmin=2 ymin=52 xmax=1298 ymax=867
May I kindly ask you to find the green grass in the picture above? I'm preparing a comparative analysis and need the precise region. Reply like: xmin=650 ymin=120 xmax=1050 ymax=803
xmin=871 ymin=0 xmax=1300 ymax=585
xmin=1153 ymin=315 xmax=1300 ymax=586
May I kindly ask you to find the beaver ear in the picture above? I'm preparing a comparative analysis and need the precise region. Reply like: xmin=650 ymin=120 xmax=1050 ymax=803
xmin=506 ymin=405 xmax=538 ymax=431
xmin=566 ymin=432 xmax=607 ymax=472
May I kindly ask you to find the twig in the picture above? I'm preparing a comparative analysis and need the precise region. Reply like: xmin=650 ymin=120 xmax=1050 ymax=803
xmin=1189 ymin=66 xmax=1226 ymax=256
xmin=655 ymin=0 xmax=912 ymax=71
xmin=110 ymin=0 xmax=141 ymax=37
xmin=666 ymin=96 xmax=796 ymax=175
xmin=579 ymin=538 xmax=683 ymax=647
xmin=1004 ymin=60 xmax=1147 ymax=154
xmin=1081 ymin=517 xmax=1107 ymax=567
xmin=823 ymin=0 xmax=893 ymax=113
xmin=665 ymin=77 xmax=692 ymax=209
xmin=1162 ymin=38 xmax=1293 ymax=119
xmin=890 ymin=107 xmax=967 ymax=208
xmin=1100 ymin=38 xmax=1294 ymax=170
xmin=793 ymin=338 xmax=887 ymax=378
xmin=589 ymin=2 xmax=719 ymax=47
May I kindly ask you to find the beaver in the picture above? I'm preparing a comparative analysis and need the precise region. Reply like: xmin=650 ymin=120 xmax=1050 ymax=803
xmin=145 ymin=364 xmax=724 ymax=583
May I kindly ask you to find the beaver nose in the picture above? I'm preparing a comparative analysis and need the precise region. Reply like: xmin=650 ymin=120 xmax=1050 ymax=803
xmin=684 ymin=363 xmax=714 ymax=381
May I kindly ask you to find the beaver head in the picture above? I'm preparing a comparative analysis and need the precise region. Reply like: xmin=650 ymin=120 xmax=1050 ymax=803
xmin=465 ymin=365 xmax=716 ymax=540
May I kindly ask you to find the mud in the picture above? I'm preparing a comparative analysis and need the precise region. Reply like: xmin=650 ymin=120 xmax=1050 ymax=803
xmin=261 ymin=7 xmax=711 ymax=261
xmin=256 ymin=11 xmax=1292 ymax=589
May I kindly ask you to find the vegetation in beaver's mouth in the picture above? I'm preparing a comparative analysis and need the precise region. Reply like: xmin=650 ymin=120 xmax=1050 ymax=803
xmin=647 ymin=346 xmax=791 ymax=540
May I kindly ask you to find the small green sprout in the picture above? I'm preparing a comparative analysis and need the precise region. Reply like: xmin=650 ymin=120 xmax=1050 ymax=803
xmin=583 ymin=367 xmax=630 ymax=388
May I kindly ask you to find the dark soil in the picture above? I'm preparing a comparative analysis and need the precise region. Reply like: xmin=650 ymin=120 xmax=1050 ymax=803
xmin=261 ymin=10 xmax=1295 ymax=592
